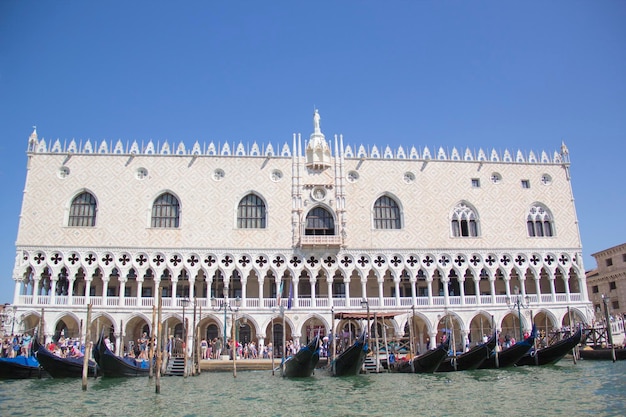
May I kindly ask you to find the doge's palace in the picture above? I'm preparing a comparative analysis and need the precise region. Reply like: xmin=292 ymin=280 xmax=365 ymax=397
xmin=10 ymin=110 xmax=591 ymax=355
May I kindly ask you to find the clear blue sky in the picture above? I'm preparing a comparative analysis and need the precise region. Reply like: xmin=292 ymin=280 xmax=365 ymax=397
xmin=0 ymin=1 xmax=624 ymax=304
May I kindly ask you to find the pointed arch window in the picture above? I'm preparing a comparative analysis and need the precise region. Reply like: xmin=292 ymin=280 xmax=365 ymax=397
xmin=527 ymin=204 xmax=554 ymax=237
xmin=451 ymin=202 xmax=479 ymax=237
xmin=373 ymin=195 xmax=402 ymax=229
xmin=237 ymin=193 xmax=266 ymax=228
xmin=151 ymin=192 xmax=180 ymax=228
xmin=68 ymin=192 xmax=97 ymax=227
xmin=305 ymin=207 xmax=335 ymax=235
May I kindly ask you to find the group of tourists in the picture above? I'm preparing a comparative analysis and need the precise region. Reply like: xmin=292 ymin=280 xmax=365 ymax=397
xmin=199 ymin=337 xmax=262 ymax=360
xmin=1 ymin=333 xmax=33 ymax=358
xmin=45 ymin=335 xmax=85 ymax=359
xmin=125 ymin=332 xmax=150 ymax=359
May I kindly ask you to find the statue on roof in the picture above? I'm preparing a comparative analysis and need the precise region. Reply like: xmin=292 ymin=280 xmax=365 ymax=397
xmin=313 ymin=109 xmax=321 ymax=134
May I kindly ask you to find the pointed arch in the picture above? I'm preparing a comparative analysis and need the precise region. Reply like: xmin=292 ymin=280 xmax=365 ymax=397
xmin=373 ymin=194 xmax=402 ymax=230
xmin=237 ymin=193 xmax=267 ymax=229
xmin=450 ymin=201 xmax=479 ymax=237
xmin=527 ymin=203 xmax=555 ymax=237
xmin=68 ymin=190 xmax=97 ymax=227
xmin=151 ymin=192 xmax=180 ymax=228
xmin=304 ymin=206 xmax=335 ymax=236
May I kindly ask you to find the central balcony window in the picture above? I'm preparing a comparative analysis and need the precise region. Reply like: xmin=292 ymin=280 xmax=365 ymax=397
xmin=301 ymin=206 xmax=341 ymax=247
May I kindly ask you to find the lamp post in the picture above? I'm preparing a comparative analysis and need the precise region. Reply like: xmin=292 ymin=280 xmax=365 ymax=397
xmin=506 ymin=286 xmax=530 ymax=341
xmin=212 ymin=295 xmax=241 ymax=376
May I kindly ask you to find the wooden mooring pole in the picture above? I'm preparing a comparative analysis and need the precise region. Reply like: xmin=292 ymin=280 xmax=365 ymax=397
xmin=82 ymin=304 xmax=92 ymax=391
xmin=149 ymin=305 xmax=156 ymax=378
xmin=155 ymin=288 xmax=163 ymax=393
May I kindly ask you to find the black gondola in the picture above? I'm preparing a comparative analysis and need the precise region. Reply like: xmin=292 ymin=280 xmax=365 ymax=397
xmin=579 ymin=346 xmax=626 ymax=361
xmin=391 ymin=341 xmax=449 ymax=374
xmin=516 ymin=327 xmax=584 ymax=366
xmin=282 ymin=335 xmax=320 ymax=378
xmin=436 ymin=333 xmax=497 ymax=372
xmin=93 ymin=335 xmax=150 ymax=377
xmin=480 ymin=327 xmax=536 ymax=369
xmin=32 ymin=338 xmax=99 ymax=378
xmin=331 ymin=331 xmax=367 ymax=376
xmin=0 ymin=355 xmax=47 ymax=379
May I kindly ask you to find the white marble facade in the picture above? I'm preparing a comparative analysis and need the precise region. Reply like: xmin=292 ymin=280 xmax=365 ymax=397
xmin=10 ymin=112 xmax=591 ymax=354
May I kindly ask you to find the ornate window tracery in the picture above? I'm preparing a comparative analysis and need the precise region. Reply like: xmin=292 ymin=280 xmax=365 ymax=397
xmin=527 ymin=204 xmax=554 ymax=237
xmin=451 ymin=202 xmax=479 ymax=237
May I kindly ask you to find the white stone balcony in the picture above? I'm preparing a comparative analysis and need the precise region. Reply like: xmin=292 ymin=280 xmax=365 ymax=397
xmin=15 ymin=293 xmax=585 ymax=312
xmin=299 ymin=234 xmax=342 ymax=247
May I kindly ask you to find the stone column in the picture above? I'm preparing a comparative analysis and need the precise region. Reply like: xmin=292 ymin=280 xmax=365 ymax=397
xmin=118 ymin=278 xmax=127 ymax=306
xmin=85 ymin=279 xmax=92 ymax=304
xmin=533 ymin=271 xmax=542 ymax=303
xmin=292 ymin=278 xmax=299 ymax=308
xmin=50 ymin=279 xmax=58 ymax=305
xmin=459 ymin=277 xmax=466 ymax=305
xmin=474 ymin=277 xmax=481 ymax=304
xmin=360 ymin=277 xmax=367 ymax=300
xmin=548 ymin=272 xmax=557 ymax=303
xmin=428 ymin=330 xmax=437 ymax=349
xmin=326 ymin=279 xmax=333 ymax=306
xmin=489 ymin=276 xmax=496 ymax=304
xmin=67 ymin=275 xmax=75 ymax=305
xmin=442 ymin=277 xmax=450 ymax=306
xmin=393 ymin=277 xmax=401 ymax=306
xmin=309 ymin=278 xmax=316 ymax=307
xmin=171 ymin=280 xmax=178 ymax=304
xmin=136 ymin=279 xmax=143 ymax=307
xmin=102 ymin=278 xmax=110 ymax=306
xmin=426 ymin=277 xmax=433 ymax=306
xmin=241 ymin=278 xmax=247 ymax=307
xmin=460 ymin=329 xmax=469 ymax=351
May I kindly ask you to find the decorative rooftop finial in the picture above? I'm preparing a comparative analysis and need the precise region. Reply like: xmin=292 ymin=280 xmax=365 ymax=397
xmin=28 ymin=126 xmax=39 ymax=152
xmin=560 ymin=140 xmax=569 ymax=155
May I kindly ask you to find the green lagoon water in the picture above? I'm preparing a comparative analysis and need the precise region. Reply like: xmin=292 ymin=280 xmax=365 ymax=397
xmin=1 ymin=360 xmax=624 ymax=417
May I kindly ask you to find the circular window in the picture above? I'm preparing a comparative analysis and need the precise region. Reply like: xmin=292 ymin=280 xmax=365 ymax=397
xmin=213 ymin=169 xmax=225 ymax=181
xmin=541 ymin=174 xmax=552 ymax=185
xmin=58 ymin=166 xmax=70 ymax=179
xmin=403 ymin=172 xmax=415 ymax=184
xmin=270 ymin=169 xmax=283 ymax=182
xmin=136 ymin=167 xmax=148 ymax=180
xmin=491 ymin=172 xmax=502 ymax=184
xmin=347 ymin=170 xmax=359 ymax=183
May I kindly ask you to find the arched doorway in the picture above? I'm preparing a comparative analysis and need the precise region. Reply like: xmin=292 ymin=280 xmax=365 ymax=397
xmin=238 ymin=323 xmax=251 ymax=344
xmin=272 ymin=322 xmax=284 ymax=357
xmin=206 ymin=323 xmax=219 ymax=341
